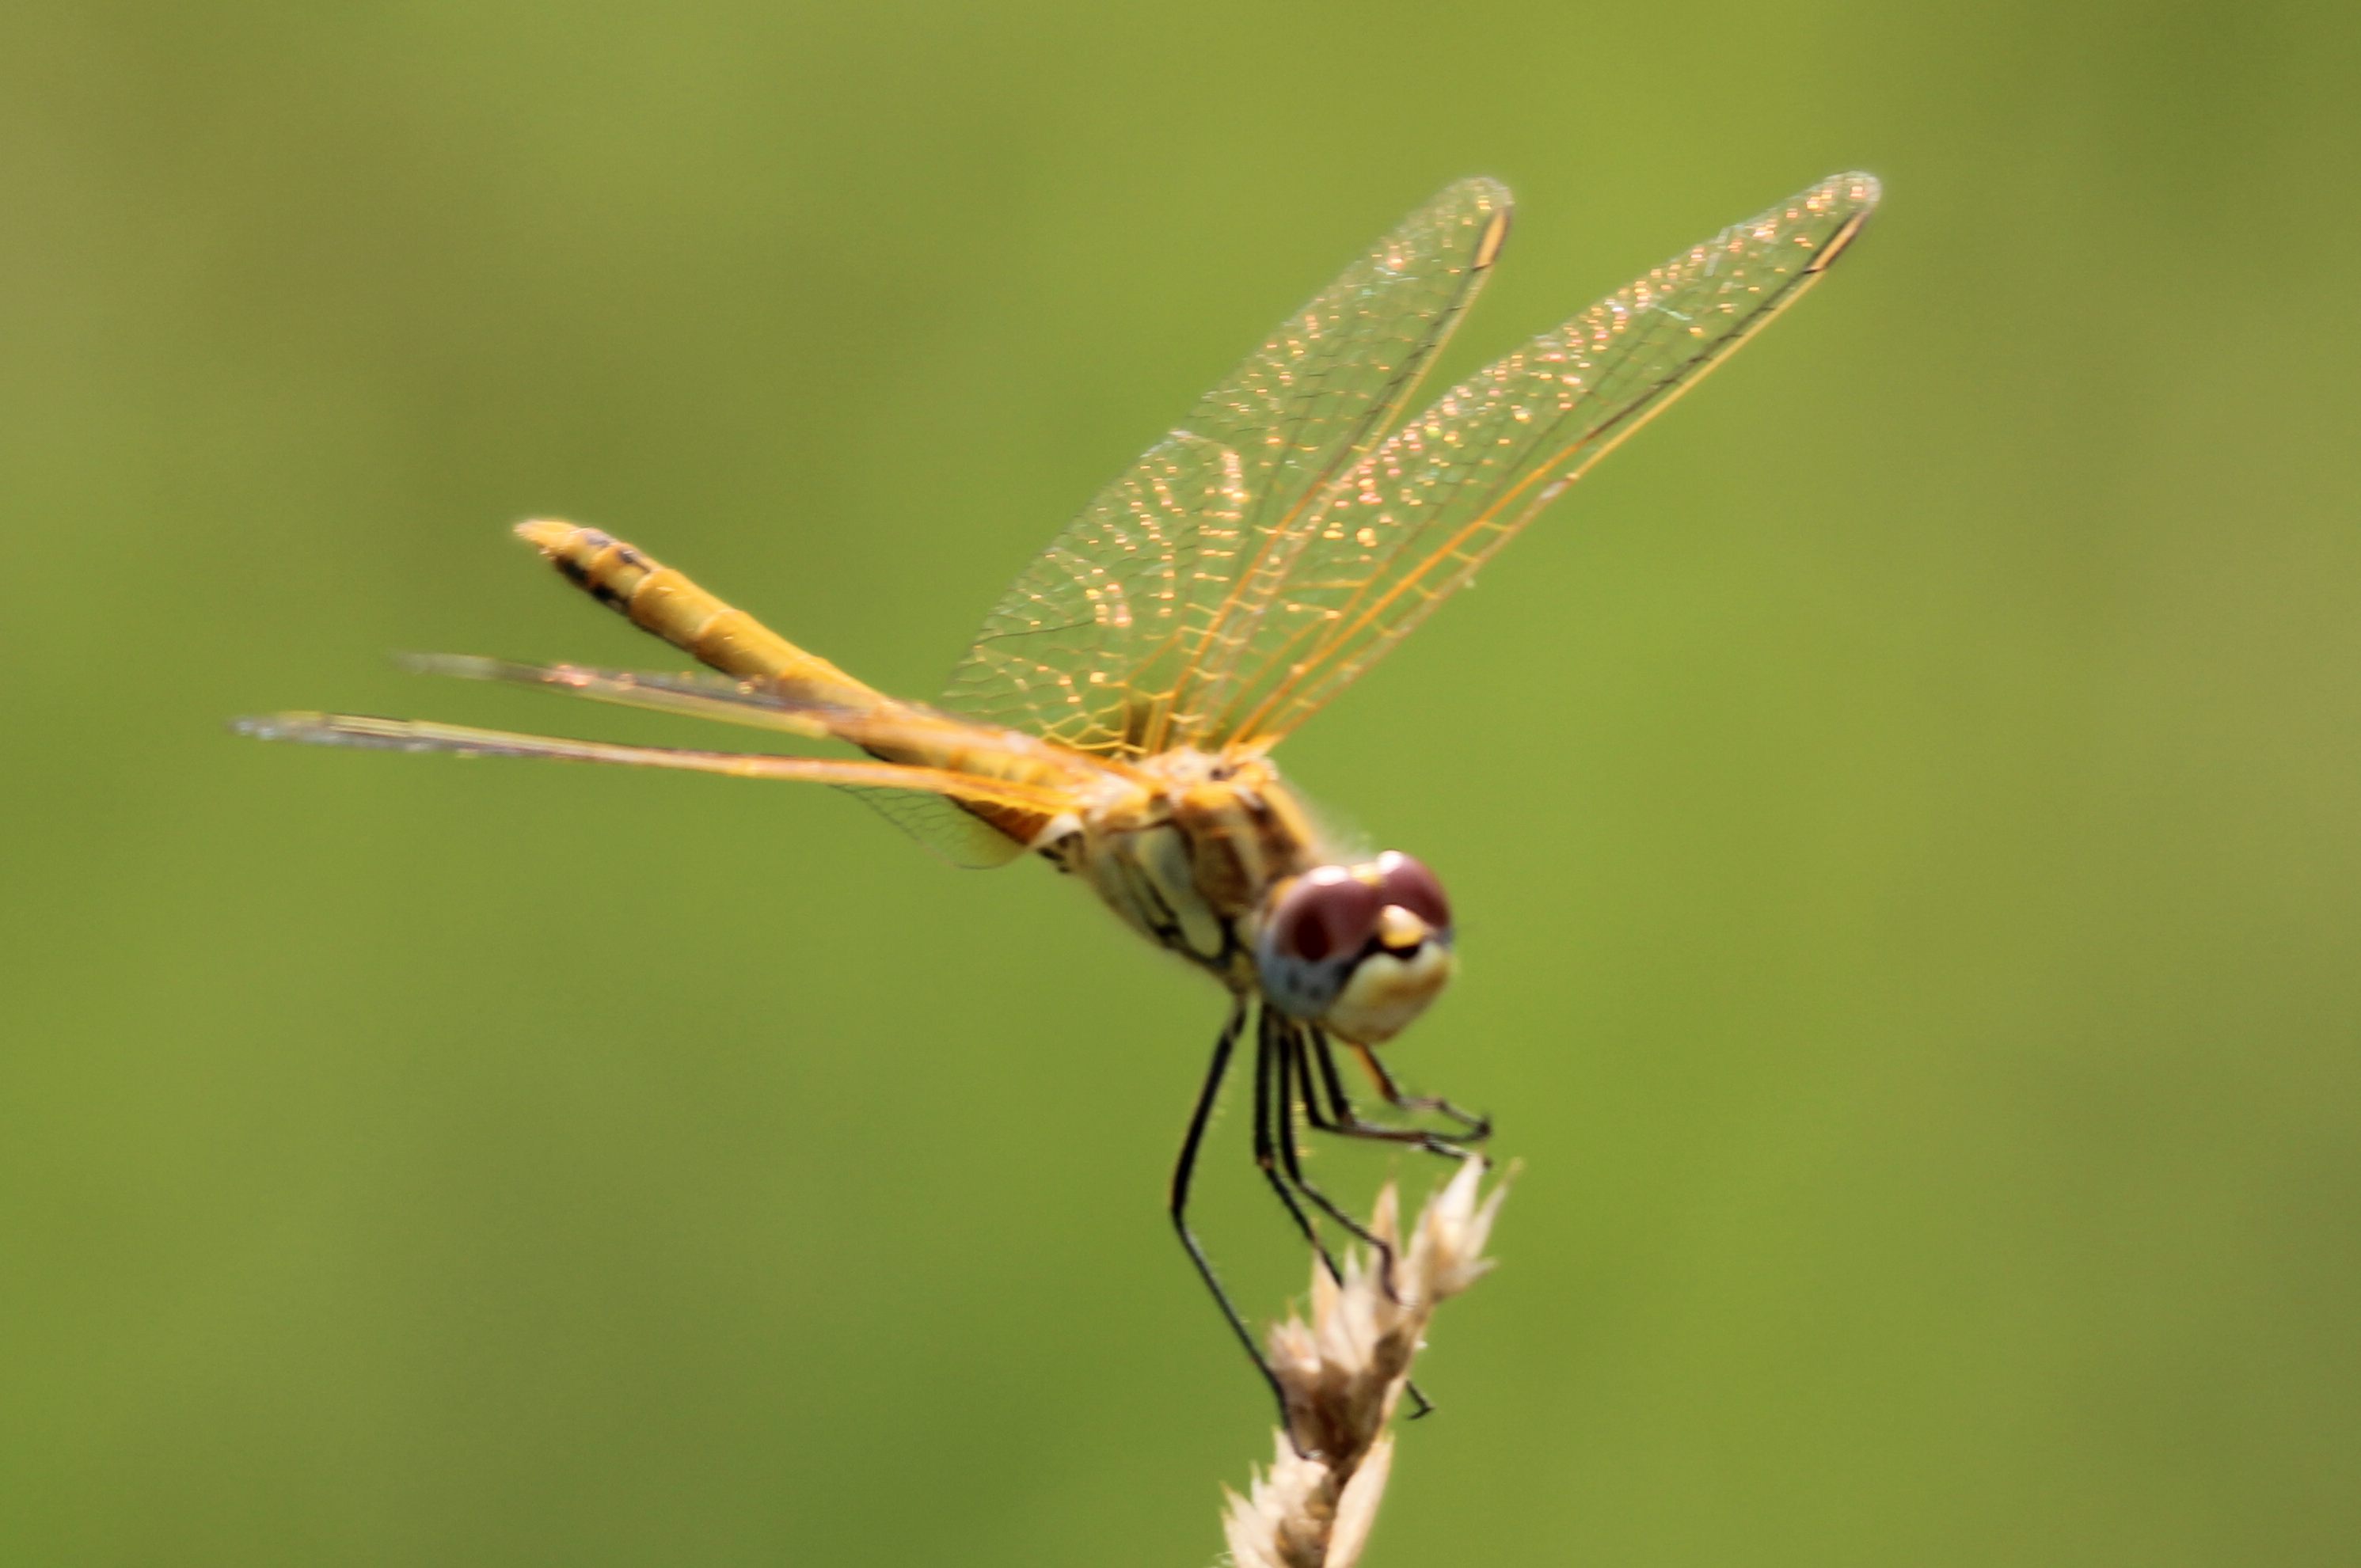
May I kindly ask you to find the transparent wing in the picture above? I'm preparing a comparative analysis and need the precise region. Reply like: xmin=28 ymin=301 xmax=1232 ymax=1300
xmin=395 ymin=655 xmax=1087 ymax=867
xmin=247 ymin=656 xmax=1122 ymax=868
xmin=1191 ymin=172 xmax=1881 ymax=750
xmin=837 ymin=786 xmax=1028 ymax=868
xmin=230 ymin=712 xmax=1083 ymax=817
xmin=945 ymin=177 xmax=1513 ymax=757
xmin=397 ymin=654 xmax=1107 ymax=784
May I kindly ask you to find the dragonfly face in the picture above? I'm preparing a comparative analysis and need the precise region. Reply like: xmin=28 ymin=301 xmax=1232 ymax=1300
xmin=1255 ymin=852 xmax=1455 ymax=1046
xmin=238 ymin=170 xmax=1880 ymax=1444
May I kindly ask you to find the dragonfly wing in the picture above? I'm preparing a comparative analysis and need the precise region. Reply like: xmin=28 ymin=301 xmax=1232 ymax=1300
xmin=397 ymin=653 xmax=845 ymax=736
xmin=945 ymin=178 xmax=1512 ymax=757
xmin=839 ymin=787 xmax=1028 ymax=868
xmin=1194 ymin=172 xmax=1881 ymax=750
xmin=234 ymin=711 xmax=1085 ymax=871
xmin=395 ymin=653 xmax=1101 ymax=866
xmin=939 ymin=430 xmax=1246 ymax=755
xmin=398 ymin=653 xmax=1102 ymax=781
xmin=233 ymin=712 xmax=1076 ymax=808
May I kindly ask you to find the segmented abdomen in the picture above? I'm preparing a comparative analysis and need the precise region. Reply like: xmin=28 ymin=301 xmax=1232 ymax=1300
xmin=516 ymin=519 xmax=878 ymax=709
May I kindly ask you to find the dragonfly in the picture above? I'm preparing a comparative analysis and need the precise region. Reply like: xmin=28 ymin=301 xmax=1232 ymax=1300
xmin=238 ymin=171 xmax=1880 ymax=1434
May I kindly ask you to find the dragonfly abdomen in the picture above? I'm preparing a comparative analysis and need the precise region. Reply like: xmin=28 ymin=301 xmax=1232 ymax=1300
xmin=515 ymin=519 xmax=877 ymax=710
xmin=513 ymin=518 xmax=1094 ymax=858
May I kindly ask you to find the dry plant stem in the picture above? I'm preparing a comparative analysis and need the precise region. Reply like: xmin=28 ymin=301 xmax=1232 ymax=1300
xmin=1220 ymin=1161 xmax=1507 ymax=1568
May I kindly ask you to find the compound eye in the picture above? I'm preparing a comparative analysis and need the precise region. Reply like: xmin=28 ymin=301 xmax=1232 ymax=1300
xmin=1375 ymin=851 xmax=1452 ymax=930
xmin=1268 ymin=868 xmax=1385 ymax=966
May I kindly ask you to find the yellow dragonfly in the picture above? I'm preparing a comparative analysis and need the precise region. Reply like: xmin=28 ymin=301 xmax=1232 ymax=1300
xmin=239 ymin=171 xmax=1879 ymax=1429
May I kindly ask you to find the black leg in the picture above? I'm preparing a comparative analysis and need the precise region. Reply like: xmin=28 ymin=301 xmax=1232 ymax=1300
xmin=1252 ymin=1005 xmax=1347 ymax=1285
xmin=1302 ymin=1030 xmax=1486 ymax=1164
xmin=1348 ymin=1037 xmax=1493 ymax=1144
xmin=1275 ymin=1023 xmax=1405 ymax=1286
xmin=1169 ymin=997 xmax=1300 ymax=1446
xmin=1273 ymin=1021 xmax=1437 ymax=1418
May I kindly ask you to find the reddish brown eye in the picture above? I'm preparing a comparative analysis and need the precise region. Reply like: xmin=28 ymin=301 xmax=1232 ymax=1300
xmin=1375 ymin=851 xmax=1452 ymax=929
xmin=1269 ymin=868 xmax=1384 ymax=965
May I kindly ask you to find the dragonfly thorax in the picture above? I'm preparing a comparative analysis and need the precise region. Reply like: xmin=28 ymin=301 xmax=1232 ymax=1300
xmin=1071 ymin=754 xmax=1456 ymax=1044
xmin=1071 ymin=750 xmax=1323 ymax=981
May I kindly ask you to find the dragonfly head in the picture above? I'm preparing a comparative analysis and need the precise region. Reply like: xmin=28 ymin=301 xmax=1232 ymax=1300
xmin=1254 ymin=851 xmax=1455 ymax=1045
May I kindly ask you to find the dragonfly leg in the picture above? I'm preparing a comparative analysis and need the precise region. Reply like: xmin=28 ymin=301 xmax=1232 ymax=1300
xmin=1252 ymin=1007 xmax=1348 ymax=1285
xmin=1271 ymin=1023 xmax=1404 ymax=1296
xmin=1301 ymin=1030 xmax=1487 ymax=1164
xmin=1272 ymin=1022 xmax=1436 ymax=1418
xmin=1348 ymin=1038 xmax=1492 ymax=1144
xmin=1170 ymin=997 xmax=1306 ymax=1452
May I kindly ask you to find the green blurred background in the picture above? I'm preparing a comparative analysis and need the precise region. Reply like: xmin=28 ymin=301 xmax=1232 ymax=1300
xmin=6 ymin=2 xmax=2356 ymax=1562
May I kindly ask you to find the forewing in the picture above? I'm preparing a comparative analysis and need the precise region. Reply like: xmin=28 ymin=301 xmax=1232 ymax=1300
xmin=1199 ymin=172 xmax=1880 ymax=750
xmin=398 ymin=653 xmax=1101 ymax=783
xmin=257 ymin=657 xmax=1111 ymax=868
xmin=945 ymin=178 xmax=1512 ymax=757
xmin=231 ymin=712 xmax=1080 ymax=816
xmin=396 ymin=654 xmax=1081 ymax=866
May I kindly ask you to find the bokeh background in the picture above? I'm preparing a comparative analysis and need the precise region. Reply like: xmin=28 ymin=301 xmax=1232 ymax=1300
xmin=6 ymin=2 xmax=2357 ymax=1563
